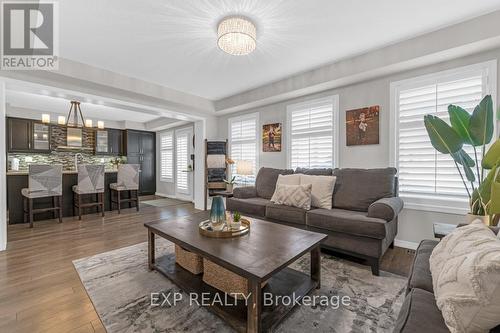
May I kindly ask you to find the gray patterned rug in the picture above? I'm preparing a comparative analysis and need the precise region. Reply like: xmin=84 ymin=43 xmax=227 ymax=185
xmin=73 ymin=239 xmax=406 ymax=333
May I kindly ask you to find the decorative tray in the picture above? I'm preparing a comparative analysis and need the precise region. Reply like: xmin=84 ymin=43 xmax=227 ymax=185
xmin=199 ymin=218 xmax=250 ymax=238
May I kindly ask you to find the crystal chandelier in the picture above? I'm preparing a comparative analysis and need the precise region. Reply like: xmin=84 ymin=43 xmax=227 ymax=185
xmin=217 ymin=16 xmax=256 ymax=56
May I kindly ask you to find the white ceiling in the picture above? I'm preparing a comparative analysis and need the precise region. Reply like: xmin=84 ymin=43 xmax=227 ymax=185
xmin=60 ymin=0 xmax=500 ymax=100
xmin=6 ymin=91 xmax=160 ymax=123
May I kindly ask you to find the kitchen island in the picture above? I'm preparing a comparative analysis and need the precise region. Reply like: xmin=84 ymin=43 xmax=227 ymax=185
xmin=6 ymin=170 xmax=138 ymax=224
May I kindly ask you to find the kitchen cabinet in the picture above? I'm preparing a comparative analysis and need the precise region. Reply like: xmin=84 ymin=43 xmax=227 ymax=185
xmin=125 ymin=130 xmax=156 ymax=195
xmin=95 ymin=128 xmax=123 ymax=155
xmin=7 ymin=117 xmax=51 ymax=153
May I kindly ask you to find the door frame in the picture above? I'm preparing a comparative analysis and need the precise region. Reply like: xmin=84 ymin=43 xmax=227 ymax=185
xmin=174 ymin=126 xmax=194 ymax=201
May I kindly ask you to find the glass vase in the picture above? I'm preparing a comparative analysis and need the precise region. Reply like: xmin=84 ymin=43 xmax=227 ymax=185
xmin=210 ymin=196 xmax=226 ymax=231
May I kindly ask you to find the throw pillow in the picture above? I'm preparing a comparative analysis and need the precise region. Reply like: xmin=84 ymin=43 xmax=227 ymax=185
xmin=299 ymin=175 xmax=336 ymax=209
xmin=429 ymin=220 xmax=500 ymax=333
xmin=271 ymin=184 xmax=312 ymax=210
xmin=270 ymin=174 xmax=301 ymax=202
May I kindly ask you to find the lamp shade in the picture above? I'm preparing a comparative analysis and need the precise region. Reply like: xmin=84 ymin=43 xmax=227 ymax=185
xmin=236 ymin=160 xmax=253 ymax=176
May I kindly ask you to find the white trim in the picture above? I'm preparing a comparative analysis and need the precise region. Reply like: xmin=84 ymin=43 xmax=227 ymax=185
xmin=228 ymin=112 xmax=260 ymax=181
xmin=390 ymin=60 xmax=497 ymax=214
xmin=286 ymin=95 xmax=339 ymax=169
xmin=394 ymin=239 xmax=419 ymax=250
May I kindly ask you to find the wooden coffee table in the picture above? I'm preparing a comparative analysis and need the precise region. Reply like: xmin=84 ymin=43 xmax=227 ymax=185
xmin=145 ymin=216 xmax=327 ymax=333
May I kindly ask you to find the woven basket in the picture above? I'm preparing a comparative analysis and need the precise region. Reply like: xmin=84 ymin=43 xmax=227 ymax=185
xmin=175 ymin=245 xmax=203 ymax=275
xmin=203 ymin=258 xmax=266 ymax=298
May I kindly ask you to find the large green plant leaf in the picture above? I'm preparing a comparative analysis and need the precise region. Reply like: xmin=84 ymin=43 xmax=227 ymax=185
xmin=449 ymin=105 xmax=474 ymax=145
xmin=482 ymin=139 xmax=500 ymax=169
xmin=452 ymin=150 xmax=475 ymax=182
xmin=470 ymin=95 xmax=494 ymax=145
xmin=452 ymin=149 xmax=475 ymax=167
xmin=424 ymin=115 xmax=463 ymax=154
xmin=473 ymin=163 xmax=498 ymax=214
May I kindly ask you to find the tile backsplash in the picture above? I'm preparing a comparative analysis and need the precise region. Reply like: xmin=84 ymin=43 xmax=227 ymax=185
xmin=7 ymin=152 xmax=124 ymax=172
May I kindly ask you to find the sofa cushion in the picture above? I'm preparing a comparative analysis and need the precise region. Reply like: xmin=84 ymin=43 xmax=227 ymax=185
xmin=271 ymin=184 xmax=312 ymax=210
xmin=226 ymin=197 xmax=270 ymax=217
xmin=393 ymin=288 xmax=449 ymax=333
xmin=271 ymin=174 xmax=301 ymax=202
xmin=300 ymin=175 xmax=336 ymax=209
xmin=306 ymin=208 xmax=388 ymax=239
xmin=255 ymin=167 xmax=294 ymax=199
xmin=295 ymin=167 xmax=333 ymax=176
xmin=266 ymin=203 xmax=307 ymax=225
xmin=407 ymin=240 xmax=437 ymax=294
xmin=429 ymin=221 xmax=500 ymax=333
xmin=332 ymin=168 xmax=397 ymax=211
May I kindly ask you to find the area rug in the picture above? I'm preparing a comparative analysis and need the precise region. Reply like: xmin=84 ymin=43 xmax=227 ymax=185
xmin=141 ymin=198 xmax=190 ymax=207
xmin=73 ymin=239 xmax=406 ymax=333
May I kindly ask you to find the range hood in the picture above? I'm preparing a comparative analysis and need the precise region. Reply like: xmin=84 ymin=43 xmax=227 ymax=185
xmin=56 ymin=127 xmax=93 ymax=151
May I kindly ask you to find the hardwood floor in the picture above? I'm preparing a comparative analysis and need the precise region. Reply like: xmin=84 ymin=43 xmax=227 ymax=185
xmin=0 ymin=197 xmax=414 ymax=333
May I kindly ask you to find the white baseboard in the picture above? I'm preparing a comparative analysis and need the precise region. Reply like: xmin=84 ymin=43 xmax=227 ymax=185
xmin=155 ymin=192 xmax=176 ymax=199
xmin=394 ymin=239 xmax=419 ymax=250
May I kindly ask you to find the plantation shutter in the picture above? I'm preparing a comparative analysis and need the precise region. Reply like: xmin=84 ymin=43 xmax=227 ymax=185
xmin=229 ymin=114 xmax=258 ymax=184
xmin=396 ymin=67 xmax=491 ymax=209
xmin=160 ymin=132 xmax=173 ymax=181
xmin=176 ymin=133 xmax=189 ymax=192
xmin=288 ymin=97 xmax=336 ymax=169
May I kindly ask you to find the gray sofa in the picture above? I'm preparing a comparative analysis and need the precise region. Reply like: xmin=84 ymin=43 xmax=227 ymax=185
xmin=226 ymin=167 xmax=403 ymax=275
xmin=394 ymin=227 xmax=500 ymax=333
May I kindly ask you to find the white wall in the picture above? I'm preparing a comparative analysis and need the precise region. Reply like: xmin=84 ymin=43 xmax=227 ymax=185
xmin=216 ymin=47 xmax=500 ymax=248
xmin=0 ymin=82 xmax=6 ymax=251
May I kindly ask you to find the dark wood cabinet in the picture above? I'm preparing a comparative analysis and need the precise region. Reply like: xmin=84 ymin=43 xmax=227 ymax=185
xmin=125 ymin=130 xmax=156 ymax=195
xmin=7 ymin=117 xmax=51 ymax=153
xmin=108 ymin=129 xmax=123 ymax=155
xmin=95 ymin=128 xmax=123 ymax=155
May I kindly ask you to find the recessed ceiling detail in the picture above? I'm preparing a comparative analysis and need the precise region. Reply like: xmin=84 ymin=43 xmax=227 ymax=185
xmin=217 ymin=16 xmax=257 ymax=56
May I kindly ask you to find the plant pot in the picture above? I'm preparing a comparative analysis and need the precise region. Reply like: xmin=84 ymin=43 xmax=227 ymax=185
xmin=465 ymin=213 xmax=491 ymax=226
xmin=226 ymin=184 xmax=233 ymax=192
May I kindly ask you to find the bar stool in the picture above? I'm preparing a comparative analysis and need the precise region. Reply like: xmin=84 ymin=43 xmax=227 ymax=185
xmin=110 ymin=164 xmax=140 ymax=214
xmin=72 ymin=165 xmax=105 ymax=220
xmin=22 ymin=165 xmax=63 ymax=228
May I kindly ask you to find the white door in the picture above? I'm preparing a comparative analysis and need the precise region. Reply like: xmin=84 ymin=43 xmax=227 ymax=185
xmin=175 ymin=128 xmax=193 ymax=199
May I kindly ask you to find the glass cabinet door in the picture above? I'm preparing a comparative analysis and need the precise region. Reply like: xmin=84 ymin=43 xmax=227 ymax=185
xmin=96 ymin=130 xmax=109 ymax=153
xmin=32 ymin=123 xmax=50 ymax=150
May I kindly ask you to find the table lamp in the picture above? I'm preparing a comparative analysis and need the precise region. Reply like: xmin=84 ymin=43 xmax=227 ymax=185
xmin=236 ymin=160 xmax=253 ymax=186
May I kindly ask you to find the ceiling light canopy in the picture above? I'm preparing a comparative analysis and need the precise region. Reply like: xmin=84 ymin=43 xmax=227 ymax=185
xmin=217 ymin=16 xmax=256 ymax=56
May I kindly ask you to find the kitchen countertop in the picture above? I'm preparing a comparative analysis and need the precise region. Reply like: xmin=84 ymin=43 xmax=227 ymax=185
xmin=6 ymin=170 xmax=118 ymax=176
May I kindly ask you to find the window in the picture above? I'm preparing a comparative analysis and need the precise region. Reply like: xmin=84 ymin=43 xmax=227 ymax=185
xmin=228 ymin=113 xmax=259 ymax=185
xmin=176 ymin=131 xmax=189 ymax=193
xmin=287 ymin=96 xmax=338 ymax=169
xmin=391 ymin=61 xmax=496 ymax=213
xmin=159 ymin=132 xmax=173 ymax=182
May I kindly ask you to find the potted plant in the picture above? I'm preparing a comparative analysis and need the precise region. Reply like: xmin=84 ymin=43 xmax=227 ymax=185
xmin=424 ymin=95 xmax=500 ymax=226
xmin=223 ymin=176 xmax=236 ymax=192
xmin=110 ymin=156 xmax=127 ymax=170
xmin=232 ymin=211 xmax=242 ymax=229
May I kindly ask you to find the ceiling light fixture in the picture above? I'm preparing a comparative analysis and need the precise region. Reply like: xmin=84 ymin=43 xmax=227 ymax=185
xmin=217 ymin=16 xmax=256 ymax=56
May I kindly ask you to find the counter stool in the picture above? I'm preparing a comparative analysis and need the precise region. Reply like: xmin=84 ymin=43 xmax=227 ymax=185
xmin=110 ymin=164 xmax=140 ymax=214
xmin=72 ymin=165 xmax=105 ymax=220
xmin=22 ymin=165 xmax=63 ymax=228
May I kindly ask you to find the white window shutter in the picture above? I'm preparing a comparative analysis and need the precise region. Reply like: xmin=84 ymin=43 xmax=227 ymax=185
xmin=288 ymin=97 xmax=336 ymax=169
xmin=160 ymin=132 xmax=173 ymax=181
xmin=395 ymin=64 xmax=493 ymax=212
xmin=176 ymin=133 xmax=189 ymax=191
xmin=229 ymin=114 xmax=258 ymax=184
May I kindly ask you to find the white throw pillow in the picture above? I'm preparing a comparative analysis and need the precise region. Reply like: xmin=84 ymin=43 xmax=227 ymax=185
xmin=271 ymin=184 xmax=312 ymax=210
xmin=429 ymin=220 xmax=500 ymax=333
xmin=271 ymin=174 xmax=301 ymax=202
xmin=299 ymin=175 xmax=336 ymax=209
